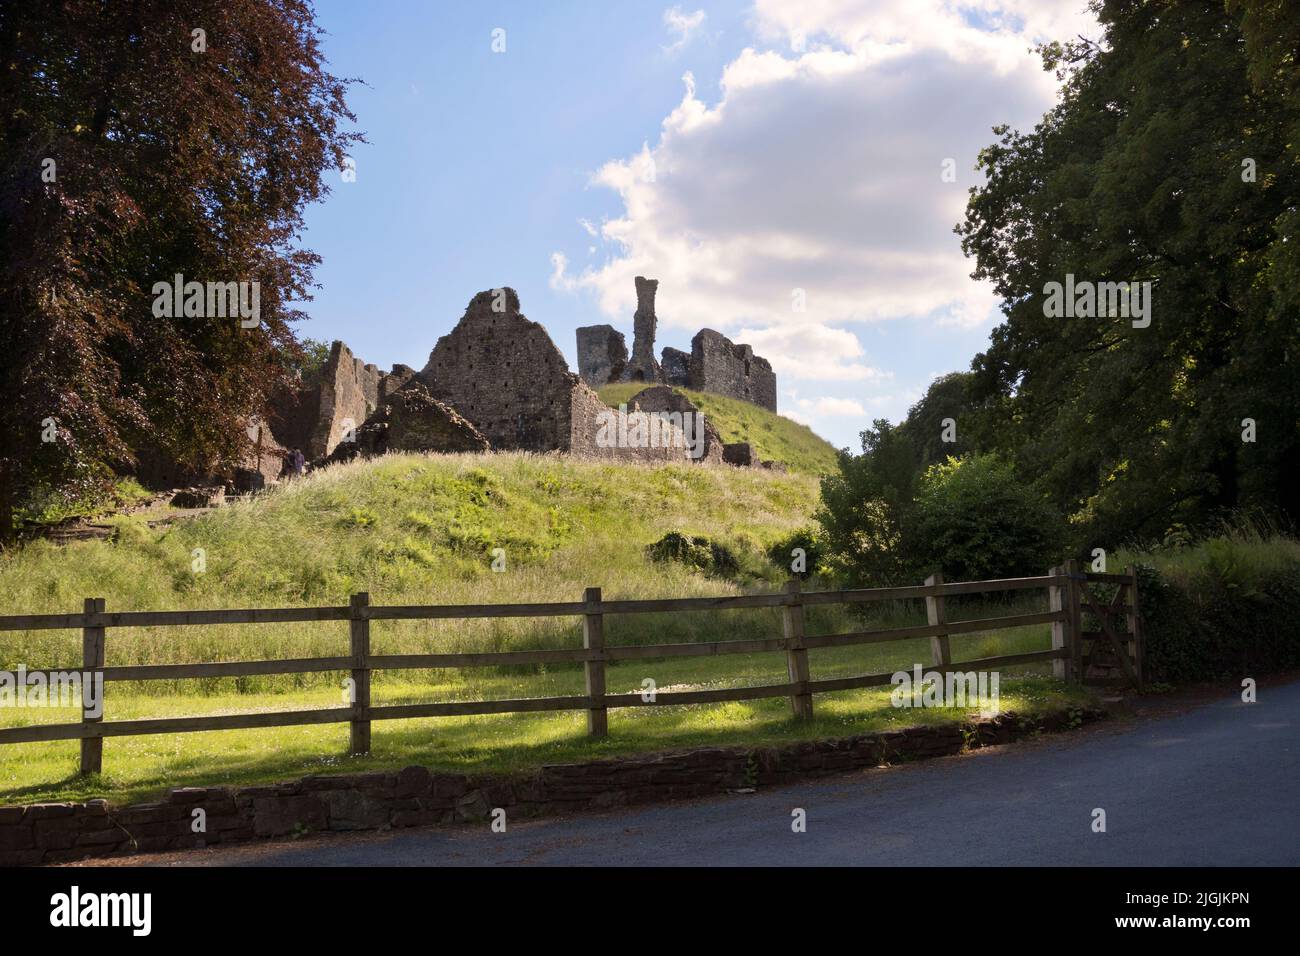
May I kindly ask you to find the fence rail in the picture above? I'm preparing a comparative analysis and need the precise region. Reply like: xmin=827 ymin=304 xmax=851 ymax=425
xmin=0 ymin=562 xmax=1141 ymax=775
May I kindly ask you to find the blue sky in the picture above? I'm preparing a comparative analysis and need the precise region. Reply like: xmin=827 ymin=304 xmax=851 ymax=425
xmin=299 ymin=0 xmax=1095 ymax=450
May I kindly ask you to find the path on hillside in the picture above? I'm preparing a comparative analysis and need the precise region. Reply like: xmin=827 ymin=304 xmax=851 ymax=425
xmin=107 ymin=680 xmax=1298 ymax=866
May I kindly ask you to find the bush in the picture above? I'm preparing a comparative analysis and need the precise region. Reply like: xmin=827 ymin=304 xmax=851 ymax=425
xmin=766 ymin=527 xmax=825 ymax=579
xmin=1124 ymin=533 xmax=1300 ymax=682
xmin=647 ymin=532 xmax=740 ymax=577
xmin=909 ymin=454 xmax=1062 ymax=581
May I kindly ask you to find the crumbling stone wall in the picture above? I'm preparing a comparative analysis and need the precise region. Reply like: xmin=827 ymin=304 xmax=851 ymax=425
xmin=576 ymin=325 xmax=627 ymax=387
xmin=571 ymin=278 xmax=778 ymax=411
xmin=308 ymin=342 xmax=386 ymax=460
xmin=321 ymin=381 xmax=490 ymax=465
xmin=689 ymin=329 xmax=777 ymax=412
xmin=660 ymin=347 xmax=690 ymax=387
xmin=420 ymin=288 xmax=592 ymax=454
xmin=568 ymin=381 xmax=690 ymax=463
xmin=627 ymin=385 xmax=724 ymax=464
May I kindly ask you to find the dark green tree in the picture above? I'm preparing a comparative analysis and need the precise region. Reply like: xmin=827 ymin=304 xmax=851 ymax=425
xmin=956 ymin=0 xmax=1300 ymax=548
xmin=0 ymin=0 xmax=359 ymax=542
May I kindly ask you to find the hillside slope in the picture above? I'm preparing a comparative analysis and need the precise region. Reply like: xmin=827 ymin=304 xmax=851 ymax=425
xmin=597 ymin=383 xmax=840 ymax=475
xmin=0 ymin=452 xmax=819 ymax=639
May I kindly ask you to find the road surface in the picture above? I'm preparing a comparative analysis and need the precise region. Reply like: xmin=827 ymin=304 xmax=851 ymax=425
xmin=115 ymin=680 xmax=1298 ymax=866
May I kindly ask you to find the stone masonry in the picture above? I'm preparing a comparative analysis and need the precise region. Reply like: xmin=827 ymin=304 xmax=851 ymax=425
xmin=575 ymin=277 xmax=778 ymax=412
xmin=623 ymin=276 xmax=662 ymax=383
xmin=141 ymin=279 xmax=786 ymax=494
xmin=575 ymin=325 xmax=627 ymax=388
xmin=688 ymin=329 xmax=777 ymax=412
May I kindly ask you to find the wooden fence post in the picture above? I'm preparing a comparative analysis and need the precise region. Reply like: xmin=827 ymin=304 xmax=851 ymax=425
xmin=1049 ymin=566 xmax=1071 ymax=681
xmin=79 ymin=597 xmax=105 ymax=775
xmin=349 ymin=592 xmax=371 ymax=755
xmin=924 ymin=572 xmax=951 ymax=668
xmin=583 ymin=587 xmax=607 ymax=737
xmin=1126 ymin=564 xmax=1144 ymax=690
xmin=783 ymin=579 xmax=813 ymax=720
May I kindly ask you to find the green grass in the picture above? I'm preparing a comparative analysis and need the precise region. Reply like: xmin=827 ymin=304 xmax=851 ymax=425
xmin=597 ymin=383 xmax=841 ymax=475
xmin=16 ymin=476 xmax=154 ymax=531
xmin=0 ymin=451 xmax=1082 ymax=806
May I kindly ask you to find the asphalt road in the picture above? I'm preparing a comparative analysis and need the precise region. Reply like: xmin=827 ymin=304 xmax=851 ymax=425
xmin=133 ymin=680 xmax=1298 ymax=866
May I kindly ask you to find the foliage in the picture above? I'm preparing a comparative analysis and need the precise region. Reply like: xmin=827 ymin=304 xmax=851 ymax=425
xmin=910 ymin=455 xmax=1062 ymax=581
xmin=815 ymin=420 xmax=919 ymax=586
xmin=955 ymin=0 xmax=1300 ymax=548
xmin=766 ymin=527 xmax=826 ymax=579
xmin=647 ymin=532 xmax=740 ymax=578
xmin=1119 ymin=530 xmax=1300 ymax=683
xmin=0 ymin=0 xmax=361 ymax=543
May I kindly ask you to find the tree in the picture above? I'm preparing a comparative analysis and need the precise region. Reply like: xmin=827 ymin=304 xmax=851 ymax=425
xmin=956 ymin=0 xmax=1300 ymax=549
xmin=895 ymin=371 xmax=978 ymax=469
xmin=0 ymin=0 xmax=359 ymax=542
xmin=815 ymin=420 xmax=918 ymax=587
xmin=910 ymin=454 xmax=1062 ymax=581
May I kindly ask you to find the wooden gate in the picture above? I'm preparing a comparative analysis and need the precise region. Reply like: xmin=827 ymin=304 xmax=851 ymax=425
xmin=1075 ymin=564 xmax=1143 ymax=689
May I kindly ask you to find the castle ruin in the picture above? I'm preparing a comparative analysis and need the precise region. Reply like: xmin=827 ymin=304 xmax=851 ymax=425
xmin=157 ymin=279 xmax=785 ymax=492
xmin=576 ymin=277 xmax=778 ymax=412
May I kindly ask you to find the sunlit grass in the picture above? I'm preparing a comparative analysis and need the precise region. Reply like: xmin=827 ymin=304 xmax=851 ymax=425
xmin=0 ymin=451 xmax=1084 ymax=806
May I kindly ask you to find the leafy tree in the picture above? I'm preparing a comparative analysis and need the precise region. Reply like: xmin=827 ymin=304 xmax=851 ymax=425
xmin=0 ymin=0 xmax=360 ymax=542
xmin=896 ymin=371 xmax=978 ymax=469
xmin=910 ymin=454 xmax=1063 ymax=581
xmin=957 ymin=0 xmax=1300 ymax=549
xmin=815 ymin=420 xmax=919 ymax=586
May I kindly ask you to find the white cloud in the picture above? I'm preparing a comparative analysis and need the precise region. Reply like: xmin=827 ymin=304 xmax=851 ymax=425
xmin=663 ymin=7 xmax=707 ymax=53
xmin=796 ymin=396 xmax=867 ymax=416
xmin=553 ymin=1 xmax=1098 ymax=439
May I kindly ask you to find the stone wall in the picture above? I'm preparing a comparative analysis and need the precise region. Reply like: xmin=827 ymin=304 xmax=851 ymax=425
xmin=570 ymin=278 xmax=779 ymax=411
xmin=661 ymin=347 xmax=690 ymax=387
xmin=623 ymin=276 xmax=661 ymax=383
xmin=689 ymin=329 xmax=778 ymax=412
xmin=421 ymin=289 xmax=588 ymax=453
xmin=627 ymin=385 xmax=724 ymax=464
xmin=308 ymin=342 xmax=386 ymax=460
xmin=0 ymin=707 xmax=1102 ymax=865
xmin=567 ymin=380 xmax=690 ymax=463
xmin=576 ymin=325 xmax=627 ymax=388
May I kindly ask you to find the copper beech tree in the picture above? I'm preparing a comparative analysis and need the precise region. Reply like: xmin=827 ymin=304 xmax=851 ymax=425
xmin=0 ymin=0 xmax=360 ymax=543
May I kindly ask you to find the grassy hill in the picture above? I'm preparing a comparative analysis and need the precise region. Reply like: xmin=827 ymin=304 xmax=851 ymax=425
xmin=597 ymin=383 xmax=841 ymax=475
xmin=0 ymin=452 xmax=1076 ymax=804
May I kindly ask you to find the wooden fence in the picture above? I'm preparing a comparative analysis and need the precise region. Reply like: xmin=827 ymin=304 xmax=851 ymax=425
xmin=0 ymin=560 xmax=1141 ymax=776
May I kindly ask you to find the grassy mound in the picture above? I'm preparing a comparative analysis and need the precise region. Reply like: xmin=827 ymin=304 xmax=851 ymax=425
xmin=597 ymin=383 xmax=840 ymax=474
xmin=0 ymin=451 xmax=1076 ymax=804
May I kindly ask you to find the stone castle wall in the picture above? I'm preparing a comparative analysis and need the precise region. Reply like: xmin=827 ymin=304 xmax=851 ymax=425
xmin=574 ymin=277 xmax=777 ymax=412
xmin=420 ymin=288 xmax=584 ymax=453
xmin=688 ymin=329 xmax=778 ymax=412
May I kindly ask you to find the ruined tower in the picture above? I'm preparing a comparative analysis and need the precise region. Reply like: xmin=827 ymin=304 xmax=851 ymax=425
xmin=622 ymin=276 xmax=662 ymax=384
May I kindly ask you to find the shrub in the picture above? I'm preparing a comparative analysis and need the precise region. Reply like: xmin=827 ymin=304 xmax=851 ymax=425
xmin=1125 ymin=533 xmax=1300 ymax=682
xmin=647 ymin=532 xmax=740 ymax=577
xmin=766 ymin=527 xmax=825 ymax=579
xmin=909 ymin=454 xmax=1062 ymax=581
